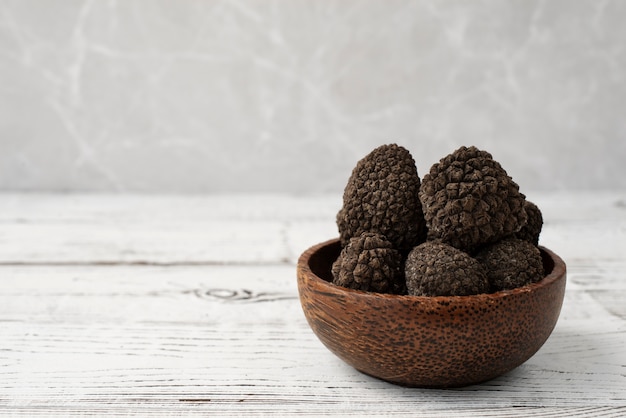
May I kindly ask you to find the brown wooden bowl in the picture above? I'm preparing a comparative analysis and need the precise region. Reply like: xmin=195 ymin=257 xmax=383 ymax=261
xmin=297 ymin=238 xmax=566 ymax=388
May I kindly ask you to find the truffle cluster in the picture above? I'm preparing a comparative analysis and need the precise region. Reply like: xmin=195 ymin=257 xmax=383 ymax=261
xmin=332 ymin=144 xmax=545 ymax=296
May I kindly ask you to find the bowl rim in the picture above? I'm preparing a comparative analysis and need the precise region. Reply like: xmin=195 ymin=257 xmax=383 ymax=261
xmin=298 ymin=238 xmax=566 ymax=302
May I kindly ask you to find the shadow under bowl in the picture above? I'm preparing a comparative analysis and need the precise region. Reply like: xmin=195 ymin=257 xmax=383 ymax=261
xmin=297 ymin=238 xmax=566 ymax=388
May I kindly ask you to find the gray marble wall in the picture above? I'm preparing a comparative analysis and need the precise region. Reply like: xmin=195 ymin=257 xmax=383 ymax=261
xmin=1 ymin=0 xmax=625 ymax=193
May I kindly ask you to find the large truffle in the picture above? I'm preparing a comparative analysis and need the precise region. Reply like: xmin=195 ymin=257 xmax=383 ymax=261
xmin=475 ymin=238 xmax=544 ymax=291
xmin=331 ymin=232 xmax=405 ymax=294
xmin=405 ymin=241 xmax=489 ymax=296
xmin=516 ymin=200 xmax=543 ymax=246
xmin=336 ymin=144 xmax=427 ymax=252
xmin=419 ymin=146 xmax=528 ymax=253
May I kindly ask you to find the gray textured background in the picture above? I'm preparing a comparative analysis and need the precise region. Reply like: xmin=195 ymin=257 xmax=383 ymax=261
xmin=1 ymin=0 xmax=625 ymax=193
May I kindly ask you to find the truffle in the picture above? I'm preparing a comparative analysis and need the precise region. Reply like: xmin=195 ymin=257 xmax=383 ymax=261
xmin=336 ymin=144 xmax=427 ymax=252
xmin=515 ymin=200 xmax=543 ymax=246
xmin=419 ymin=146 xmax=528 ymax=253
xmin=475 ymin=238 xmax=544 ymax=291
xmin=332 ymin=232 xmax=405 ymax=294
xmin=405 ymin=241 xmax=489 ymax=296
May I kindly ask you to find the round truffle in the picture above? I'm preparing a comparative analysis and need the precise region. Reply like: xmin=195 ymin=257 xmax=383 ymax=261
xmin=405 ymin=241 xmax=489 ymax=296
xmin=331 ymin=232 xmax=405 ymax=294
xmin=475 ymin=238 xmax=544 ymax=291
xmin=419 ymin=146 xmax=528 ymax=253
xmin=516 ymin=200 xmax=543 ymax=246
xmin=336 ymin=144 xmax=427 ymax=252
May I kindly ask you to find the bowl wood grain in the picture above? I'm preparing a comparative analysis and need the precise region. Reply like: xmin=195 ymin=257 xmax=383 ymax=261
xmin=297 ymin=238 xmax=566 ymax=388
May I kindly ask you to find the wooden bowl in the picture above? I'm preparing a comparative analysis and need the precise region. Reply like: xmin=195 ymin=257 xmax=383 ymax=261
xmin=297 ymin=238 xmax=566 ymax=388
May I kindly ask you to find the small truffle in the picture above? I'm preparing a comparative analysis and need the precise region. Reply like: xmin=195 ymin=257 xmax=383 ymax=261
xmin=419 ymin=146 xmax=528 ymax=253
xmin=405 ymin=241 xmax=489 ymax=296
xmin=475 ymin=238 xmax=544 ymax=291
xmin=336 ymin=144 xmax=427 ymax=252
xmin=516 ymin=200 xmax=543 ymax=246
xmin=332 ymin=232 xmax=405 ymax=294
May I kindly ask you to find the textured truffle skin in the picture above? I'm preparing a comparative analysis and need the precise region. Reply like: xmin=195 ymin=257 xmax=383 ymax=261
xmin=419 ymin=146 xmax=528 ymax=253
xmin=516 ymin=200 xmax=543 ymax=246
xmin=336 ymin=144 xmax=427 ymax=252
xmin=475 ymin=238 xmax=544 ymax=291
xmin=405 ymin=241 xmax=489 ymax=296
xmin=332 ymin=232 xmax=405 ymax=294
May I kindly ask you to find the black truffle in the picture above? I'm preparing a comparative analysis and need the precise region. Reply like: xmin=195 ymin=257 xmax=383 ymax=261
xmin=419 ymin=146 xmax=528 ymax=253
xmin=336 ymin=144 xmax=427 ymax=252
xmin=332 ymin=232 xmax=405 ymax=294
xmin=475 ymin=238 xmax=544 ymax=291
xmin=405 ymin=241 xmax=489 ymax=296
xmin=516 ymin=200 xmax=543 ymax=246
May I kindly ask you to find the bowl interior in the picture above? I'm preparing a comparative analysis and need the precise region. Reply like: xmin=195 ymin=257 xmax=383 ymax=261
xmin=307 ymin=239 xmax=341 ymax=283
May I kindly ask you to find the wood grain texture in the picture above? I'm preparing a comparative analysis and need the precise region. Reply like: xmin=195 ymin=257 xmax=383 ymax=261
xmin=0 ymin=192 xmax=625 ymax=416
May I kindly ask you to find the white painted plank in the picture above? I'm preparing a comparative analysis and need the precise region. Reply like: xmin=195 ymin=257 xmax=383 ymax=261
xmin=0 ymin=219 xmax=290 ymax=264
xmin=0 ymin=265 xmax=624 ymax=416
xmin=0 ymin=193 xmax=341 ymax=265
xmin=0 ymin=193 xmax=342 ymax=223
xmin=1 ymin=192 xmax=625 ymax=264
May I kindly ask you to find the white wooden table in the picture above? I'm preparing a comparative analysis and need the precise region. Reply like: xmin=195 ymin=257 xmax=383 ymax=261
xmin=1 ymin=192 xmax=625 ymax=417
